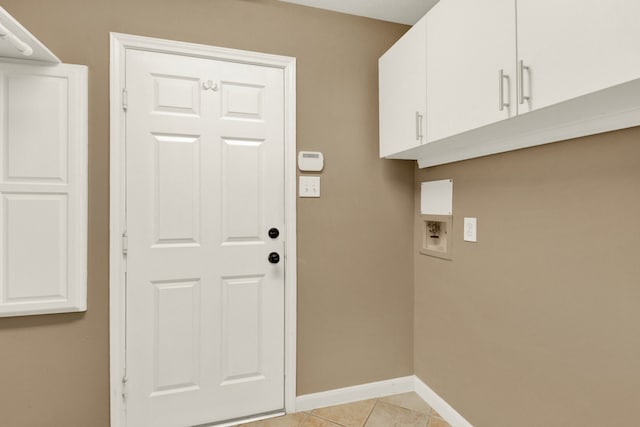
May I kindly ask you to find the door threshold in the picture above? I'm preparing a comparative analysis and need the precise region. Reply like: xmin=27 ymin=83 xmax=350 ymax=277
xmin=193 ymin=409 xmax=286 ymax=427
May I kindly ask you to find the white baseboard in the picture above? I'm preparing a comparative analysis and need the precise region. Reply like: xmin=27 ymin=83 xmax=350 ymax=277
xmin=295 ymin=375 xmax=473 ymax=427
xmin=295 ymin=376 xmax=415 ymax=412
xmin=413 ymin=376 xmax=473 ymax=427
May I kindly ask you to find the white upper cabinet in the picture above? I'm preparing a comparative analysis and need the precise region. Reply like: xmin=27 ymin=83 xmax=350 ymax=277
xmin=379 ymin=0 xmax=640 ymax=166
xmin=379 ymin=15 xmax=427 ymax=158
xmin=426 ymin=0 xmax=516 ymax=142
xmin=517 ymin=0 xmax=640 ymax=113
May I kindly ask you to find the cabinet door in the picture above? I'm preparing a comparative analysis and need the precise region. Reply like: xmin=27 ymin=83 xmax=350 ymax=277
xmin=517 ymin=0 xmax=640 ymax=113
xmin=379 ymin=15 xmax=427 ymax=158
xmin=426 ymin=0 xmax=516 ymax=142
xmin=0 ymin=62 xmax=87 ymax=317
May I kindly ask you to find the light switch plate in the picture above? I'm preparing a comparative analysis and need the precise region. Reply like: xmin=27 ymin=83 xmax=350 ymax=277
xmin=464 ymin=217 xmax=477 ymax=242
xmin=299 ymin=176 xmax=320 ymax=198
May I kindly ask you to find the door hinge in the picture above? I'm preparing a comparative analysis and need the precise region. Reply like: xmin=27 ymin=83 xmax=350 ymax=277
xmin=122 ymin=232 xmax=128 ymax=256
xmin=122 ymin=375 xmax=128 ymax=400
xmin=122 ymin=88 xmax=128 ymax=111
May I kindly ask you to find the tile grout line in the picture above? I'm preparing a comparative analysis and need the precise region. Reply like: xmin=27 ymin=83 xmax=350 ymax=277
xmin=241 ymin=393 xmax=450 ymax=427
xmin=307 ymin=412 xmax=349 ymax=427
xmin=378 ymin=399 xmax=434 ymax=418
xmin=298 ymin=412 xmax=310 ymax=426
xmin=307 ymin=398 xmax=378 ymax=427
xmin=310 ymin=394 xmax=441 ymax=427
xmin=360 ymin=399 xmax=379 ymax=427
xmin=374 ymin=396 xmax=441 ymax=427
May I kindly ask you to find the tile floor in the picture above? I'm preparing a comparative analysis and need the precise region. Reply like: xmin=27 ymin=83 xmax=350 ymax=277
xmin=235 ymin=392 xmax=451 ymax=427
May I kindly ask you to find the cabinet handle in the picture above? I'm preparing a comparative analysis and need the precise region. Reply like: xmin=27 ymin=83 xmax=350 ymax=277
xmin=518 ymin=60 xmax=531 ymax=105
xmin=415 ymin=111 xmax=424 ymax=141
xmin=499 ymin=69 xmax=510 ymax=111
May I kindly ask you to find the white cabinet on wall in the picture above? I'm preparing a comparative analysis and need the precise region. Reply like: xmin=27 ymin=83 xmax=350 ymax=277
xmin=517 ymin=0 xmax=640 ymax=113
xmin=379 ymin=14 xmax=427 ymax=158
xmin=380 ymin=0 xmax=640 ymax=167
xmin=426 ymin=0 xmax=640 ymax=138
xmin=0 ymin=62 xmax=88 ymax=317
xmin=426 ymin=0 xmax=515 ymax=142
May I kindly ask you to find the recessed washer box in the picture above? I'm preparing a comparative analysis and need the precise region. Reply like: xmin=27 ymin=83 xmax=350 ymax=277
xmin=420 ymin=214 xmax=452 ymax=260
xmin=420 ymin=179 xmax=453 ymax=260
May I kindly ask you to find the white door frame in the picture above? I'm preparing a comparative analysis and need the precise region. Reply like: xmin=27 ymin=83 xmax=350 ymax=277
xmin=108 ymin=32 xmax=297 ymax=427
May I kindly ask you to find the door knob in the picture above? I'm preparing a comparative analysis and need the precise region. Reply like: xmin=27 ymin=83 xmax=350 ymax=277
xmin=268 ymin=252 xmax=280 ymax=264
xmin=268 ymin=228 xmax=280 ymax=239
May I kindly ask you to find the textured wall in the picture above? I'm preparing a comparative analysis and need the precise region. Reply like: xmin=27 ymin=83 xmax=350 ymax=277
xmin=414 ymin=127 xmax=640 ymax=427
xmin=0 ymin=1 xmax=414 ymax=426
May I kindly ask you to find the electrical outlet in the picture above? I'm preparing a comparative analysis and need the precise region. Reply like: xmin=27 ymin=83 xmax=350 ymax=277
xmin=464 ymin=217 xmax=477 ymax=242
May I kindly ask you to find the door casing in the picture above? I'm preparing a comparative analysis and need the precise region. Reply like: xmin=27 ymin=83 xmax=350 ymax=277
xmin=108 ymin=32 xmax=297 ymax=427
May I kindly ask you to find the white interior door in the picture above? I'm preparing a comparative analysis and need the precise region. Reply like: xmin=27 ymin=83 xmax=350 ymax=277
xmin=125 ymin=48 xmax=285 ymax=427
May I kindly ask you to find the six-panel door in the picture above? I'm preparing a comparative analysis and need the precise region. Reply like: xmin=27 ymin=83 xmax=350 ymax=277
xmin=125 ymin=49 xmax=285 ymax=427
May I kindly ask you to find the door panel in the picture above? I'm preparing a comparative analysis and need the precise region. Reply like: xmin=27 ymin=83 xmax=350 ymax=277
xmin=220 ymin=275 xmax=264 ymax=383
xmin=221 ymin=82 xmax=265 ymax=119
xmin=125 ymin=48 xmax=285 ymax=427
xmin=221 ymin=138 xmax=263 ymax=242
xmin=152 ymin=279 xmax=201 ymax=394
xmin=153 ymin=133 xmax=201 ymax=245
xmin=152 ymin=74 xmax=201 ymax=116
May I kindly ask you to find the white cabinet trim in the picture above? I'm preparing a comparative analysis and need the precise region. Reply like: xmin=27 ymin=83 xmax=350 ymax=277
xmin=405 ymin=79 xmax=640 ymax=167
xmin=0 ymin=6 xmax=60 ymax=63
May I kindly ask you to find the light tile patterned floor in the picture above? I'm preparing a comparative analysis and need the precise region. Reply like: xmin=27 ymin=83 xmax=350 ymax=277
xmin=235 ymin=392 xmax=452 ymax=427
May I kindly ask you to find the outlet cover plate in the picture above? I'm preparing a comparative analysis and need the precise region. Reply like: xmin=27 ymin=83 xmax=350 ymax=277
xmin=464 ymin=217 xmax=477 ymax=242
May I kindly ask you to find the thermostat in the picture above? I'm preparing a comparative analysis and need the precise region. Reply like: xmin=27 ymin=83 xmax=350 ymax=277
xmin=298 ymin=151 xmax=324 ymax=172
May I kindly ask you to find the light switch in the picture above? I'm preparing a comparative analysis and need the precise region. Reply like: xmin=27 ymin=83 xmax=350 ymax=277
xmin=299 ymin=176 xmax=320 ymax=198
xmin=464 ymin=217 xmax=477 ymax=242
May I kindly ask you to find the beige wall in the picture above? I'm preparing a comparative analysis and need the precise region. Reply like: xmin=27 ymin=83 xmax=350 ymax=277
xmin=0 ymin=1 xmax=415 ymax=425
xmin=414 ymin=127 xmax=640 ymax=427
xmin=3 ymin=2 xmax=636 ymax=426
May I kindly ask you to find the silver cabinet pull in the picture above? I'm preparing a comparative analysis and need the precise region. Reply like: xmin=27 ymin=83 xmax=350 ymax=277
xmin=415 ymin=111 xmax=424 ymax=141
xmin=518 ymin=60 xmax=531 ymax=105
xmin=499 ymin=69 xmax=510 ymax=111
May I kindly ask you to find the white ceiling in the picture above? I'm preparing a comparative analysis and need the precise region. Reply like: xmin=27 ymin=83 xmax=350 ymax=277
xmin=278 ymin=0 xmax=439 ymax=25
